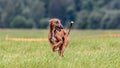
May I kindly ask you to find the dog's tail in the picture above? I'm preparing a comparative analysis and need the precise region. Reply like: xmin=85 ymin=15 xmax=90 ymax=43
xmin=68 ymin=21 xmax=74 ymax=35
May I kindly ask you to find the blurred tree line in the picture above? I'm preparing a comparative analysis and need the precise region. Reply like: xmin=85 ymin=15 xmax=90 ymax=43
xmin=0 ymin=0 xmax=120 ymax=29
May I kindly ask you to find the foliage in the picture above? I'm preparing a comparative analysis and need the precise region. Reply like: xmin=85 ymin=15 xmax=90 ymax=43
xmin=10 ymin=16 xmax=34 ymax=28
xmin=38 ymin=18 xmax=49 ymax=28
xmin=0 ymin=0 xmax=120 ymax=29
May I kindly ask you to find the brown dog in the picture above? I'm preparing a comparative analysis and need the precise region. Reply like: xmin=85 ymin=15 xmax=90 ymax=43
xmin=48 ymin=18 xmax=73 ymax=57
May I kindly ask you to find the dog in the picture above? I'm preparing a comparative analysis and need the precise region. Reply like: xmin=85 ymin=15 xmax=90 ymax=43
xmin=48 ymin=18 xmax=73 ymax=57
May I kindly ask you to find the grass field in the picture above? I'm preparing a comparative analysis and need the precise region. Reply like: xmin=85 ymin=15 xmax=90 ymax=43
xmin=0 ymin=29 xmax=120 ymax=68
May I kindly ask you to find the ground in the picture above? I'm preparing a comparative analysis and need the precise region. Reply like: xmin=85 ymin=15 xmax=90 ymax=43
xmin=0 ymin=29 xmax=120 ymax=68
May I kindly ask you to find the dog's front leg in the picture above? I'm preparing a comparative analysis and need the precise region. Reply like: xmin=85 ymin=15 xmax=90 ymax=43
xmin=52 ymin=35 xmax=63 ymax=51
xmin=60 ymin=34 xmax=70 ymax=57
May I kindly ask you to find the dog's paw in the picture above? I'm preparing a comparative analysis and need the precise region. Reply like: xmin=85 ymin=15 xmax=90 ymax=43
xmin=54 ymin=47 xmax=59 ymax=51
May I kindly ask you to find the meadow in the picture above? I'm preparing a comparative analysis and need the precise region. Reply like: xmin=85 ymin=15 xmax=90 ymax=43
xmin=0 ymin=29 xmax=120 ymax=68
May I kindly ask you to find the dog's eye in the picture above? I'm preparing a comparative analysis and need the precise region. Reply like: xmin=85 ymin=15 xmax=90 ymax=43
xmin=56 ymin=21 xmax=59 ymax=24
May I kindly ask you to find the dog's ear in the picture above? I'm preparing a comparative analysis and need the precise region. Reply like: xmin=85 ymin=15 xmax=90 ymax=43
xmin=49 ymin=19 xmax=53 ymax=33
xmin=49 ymin=19 xmax=54 ymax=26
xmin=49 ymin=19 xmax=52 ymax=24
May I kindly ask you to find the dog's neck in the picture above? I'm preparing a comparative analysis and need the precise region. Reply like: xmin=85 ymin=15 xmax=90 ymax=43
xmin=51 ymin=27 xmax=56 ymax=43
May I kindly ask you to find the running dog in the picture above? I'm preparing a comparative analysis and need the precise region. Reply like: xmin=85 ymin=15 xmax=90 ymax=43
xmin=48 ymin=18 xmax=73 ymax=57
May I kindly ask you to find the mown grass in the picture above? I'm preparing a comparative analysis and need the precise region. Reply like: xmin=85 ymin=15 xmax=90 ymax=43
xmin=0 ymin=29 xmax=120 ymax=68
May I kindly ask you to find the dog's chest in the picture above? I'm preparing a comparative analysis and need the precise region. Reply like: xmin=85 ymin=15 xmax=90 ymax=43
xmin=51 ymin=28 xmax=57 ymax=43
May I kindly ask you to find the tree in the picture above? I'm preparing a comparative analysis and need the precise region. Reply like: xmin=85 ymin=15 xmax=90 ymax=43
xmin=101 ymin=11 xmax=120 ymax=29
xmin=10 ymin=15 xmax=33 ymax=28
xmin=28 ymin=0 xmax=45 ymax=28
xmin=87 ymin=10 xmax=105 ymax=29
xmin=0 ymin=0 xmax=120 ymax=29
xmin=74 ymin=10 xmax=90 ymax=29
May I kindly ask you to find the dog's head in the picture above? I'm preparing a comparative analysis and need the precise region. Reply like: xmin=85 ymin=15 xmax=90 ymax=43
xmin=49 ymin=18 xmax=63 ymax=29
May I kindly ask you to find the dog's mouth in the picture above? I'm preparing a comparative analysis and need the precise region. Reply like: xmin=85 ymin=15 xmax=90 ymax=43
xmin=55 ymin=26 xmax=63 ymax=32
xmin=56 ymin=24 xmax=63 ymax=28
xmin=55 ymin=26 xmax=63 ymax=29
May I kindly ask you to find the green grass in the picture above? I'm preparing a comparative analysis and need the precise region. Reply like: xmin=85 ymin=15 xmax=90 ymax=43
xmin=0 ymin=29 xmax=120 ymax=68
